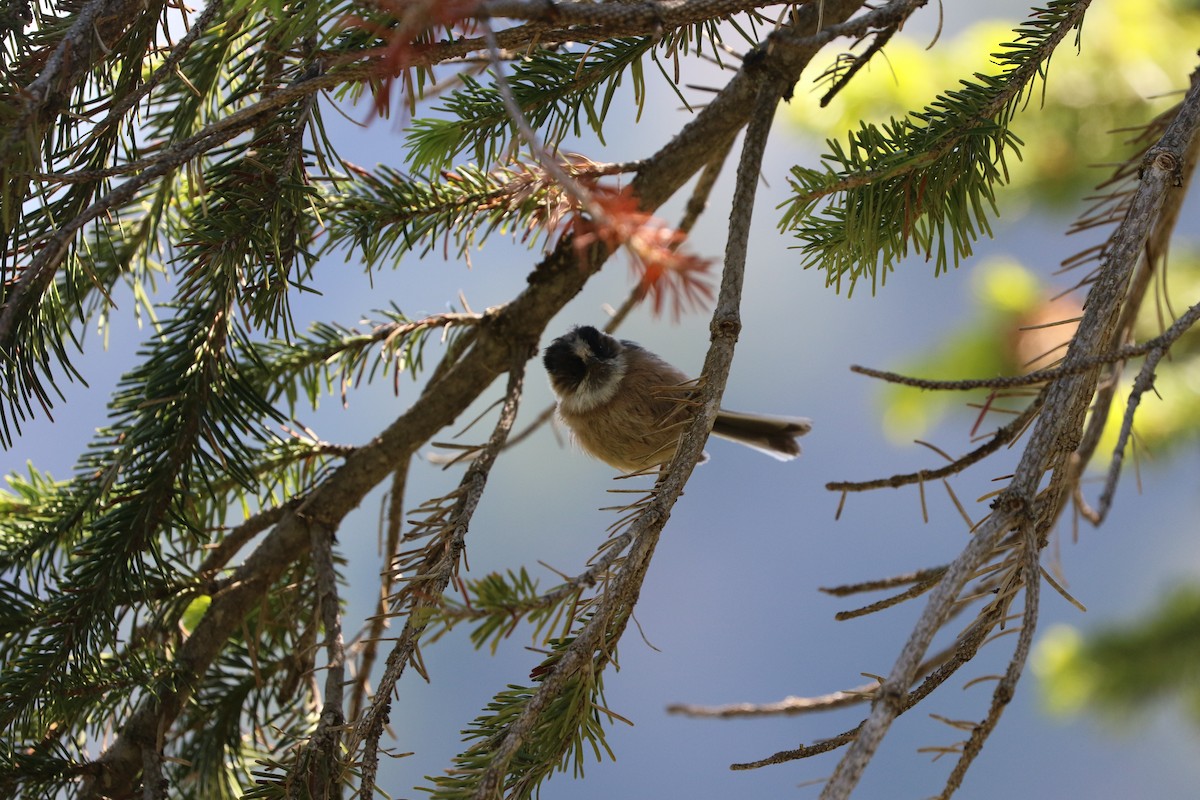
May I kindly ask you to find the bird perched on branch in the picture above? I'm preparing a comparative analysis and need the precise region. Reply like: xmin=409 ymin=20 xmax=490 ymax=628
xmin=543 ymin=325 xmax=811 ymax=472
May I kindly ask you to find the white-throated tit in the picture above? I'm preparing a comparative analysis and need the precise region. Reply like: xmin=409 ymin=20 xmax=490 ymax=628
xmin=543 ymin=325 xmax=811 ymax=472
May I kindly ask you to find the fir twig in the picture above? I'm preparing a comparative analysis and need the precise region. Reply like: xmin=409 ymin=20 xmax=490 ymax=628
xmin=350 ymin=356 xmax=526 ymax=795
xmin=826 ymin=401 xmax=1041 ymax=493
xmin=781 ymin=1 xmax=1092 ymax=293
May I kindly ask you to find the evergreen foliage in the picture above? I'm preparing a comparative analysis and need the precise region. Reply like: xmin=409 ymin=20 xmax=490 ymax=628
xmin=781 ymin=0 xmax=1087 ymax=294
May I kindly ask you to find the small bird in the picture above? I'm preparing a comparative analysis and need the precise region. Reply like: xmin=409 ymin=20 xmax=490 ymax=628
xmin=543 ymin=325 xmax=811 ymax=472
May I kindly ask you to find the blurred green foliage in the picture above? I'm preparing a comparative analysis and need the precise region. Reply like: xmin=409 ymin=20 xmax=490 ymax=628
xmin=875 ymin=256 xmax=1200 ymax=463
xmin=1034 ymin=587 xmax=1200 ymax=724
xmin=787 ymin=0 xmax=1200 ymax=208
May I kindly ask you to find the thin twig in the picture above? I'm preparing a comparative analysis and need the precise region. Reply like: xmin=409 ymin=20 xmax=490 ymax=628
xmin=819 ymin=25 xmax=897 ymax=107
xmin=1091 ymin=304 xmax=1198 ymax=521
xmin=833 ymin=574 xmax=943 ymax=620
xmin=936 ymin=519 xmax=1040 ymax=798
xmin=352 ymin=357 xmax=526 ymax=796
xmin=667 ymin=687 xmax=874 ymax=718
xmin=826 ymin=401 xmax=1041 ymax=492
xmin=732 ymin=613 xmax=997 ymax=770
xmin=349 ymin=457 xmax=410 ymax=725
xmin=848 ymin=318 xmax=1198 ymax=391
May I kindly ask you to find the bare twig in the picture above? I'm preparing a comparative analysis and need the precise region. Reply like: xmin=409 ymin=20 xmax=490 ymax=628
xmin=667 ymin=687 xmax=874 ymax=719
xmin=1092 ymin=300 xmax=1200 ymax=521
xmin=820 ymin=566 xmax=949 ymax=596
xmin=848 ymin=317 xmax=1199 ymax=390
xmin=935 ymin=519 xmax=1040 ymax=799
xmin=833 ymin=574 xmax=943 ymax=621
xmin=732 ymin=614 xmax=997 ymax=769
xmin=349 ymin=458 xmax=410 ymax=725
xmin=826 ymin=401 xmax=1041 ymax=492
xmin=666 ymin=625 xmax=973 ymax=720
xmin=351 ymin=357 xmax=526 ymax=795
xmin=819 ymin=25 xmax=897 ymax=107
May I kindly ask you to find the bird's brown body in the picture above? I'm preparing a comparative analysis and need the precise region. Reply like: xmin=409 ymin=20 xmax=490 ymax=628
xmin=543 ymin=326 xmax=810 ymax=472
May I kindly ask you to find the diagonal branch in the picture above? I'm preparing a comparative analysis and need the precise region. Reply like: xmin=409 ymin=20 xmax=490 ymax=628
xmin=936 ymin=519 xmax=1040 ymax=799
xmin=826 ymin=400 xmax=1041 ymax=492
xmin=470 ymin=44 xmax=791 ymax=800
xmin=3 ymin=0 xmax=146 ymax=154
xmin=1090 ymin=300 xmax=1200 ymax=522
xmin=815 ymin=59 xmax=1200 ymax=800
xmin=352 ymin=355 xmax=526 ymax=796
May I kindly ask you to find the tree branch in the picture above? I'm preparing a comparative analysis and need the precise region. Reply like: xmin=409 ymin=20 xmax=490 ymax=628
xmin=815 ymin=57 xmax=1200 ymax=800
xmin=935 ymin=519 xmax=1040 ymax=799
xmin=352 ymin=355 xmax=526 ymax=796
xmin=1091 ymin=300 xmax=1200 ymax=522
xmin=826 ymin=400 xmax=1041 ymax=492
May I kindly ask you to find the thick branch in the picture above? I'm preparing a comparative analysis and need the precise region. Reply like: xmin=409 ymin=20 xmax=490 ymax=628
xmin=480 ymin=0 xmax=774 ymax=27
xmin=4 ymin=0 xmax=148 ymax=151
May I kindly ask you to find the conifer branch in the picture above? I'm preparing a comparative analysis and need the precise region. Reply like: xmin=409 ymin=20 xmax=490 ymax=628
xmin=1068 ymin=88 xmax=1200 ymax=521
xmin=2 ymin=0 xmax=143 ymax=154
xmin=478 ymin=0 xmax=776 ymax=28
xmin=847 ymin=308 xmax=1200 ymax=390
xmin=1091 ymin=299 xmax=1200 ymax=523
xmin=352 ymin=355 xmax=526 ymax=796
xmin=814 ymin=58 xmax=1200 ymax=800
xmin=348 ymin=457 xmax=410 ymax=728
xmin=781 ymin=0 xmax=1092 ymax=293
xmin=22 ymin=3 xmax=1191 ymax=798
xmin=11 ymin=1 xmax=870 ymax=794
xmin=935 ymin=520 xmax=1039 ymax=799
